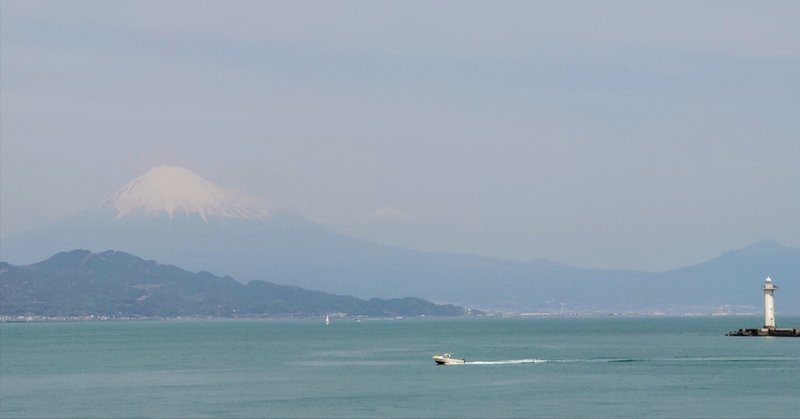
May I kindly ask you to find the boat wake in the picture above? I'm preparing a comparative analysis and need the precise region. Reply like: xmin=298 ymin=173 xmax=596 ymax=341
xmin=463 ymin=356 xmax=795 ymax=366
xmin=465 ymin=358 xmax=636 ymax=365
xmin=467 ymin=359 xmax=548 ymax=365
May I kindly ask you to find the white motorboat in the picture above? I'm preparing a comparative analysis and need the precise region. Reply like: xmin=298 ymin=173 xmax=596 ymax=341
xmin=432 ymin=353 xmax=465 ymax=365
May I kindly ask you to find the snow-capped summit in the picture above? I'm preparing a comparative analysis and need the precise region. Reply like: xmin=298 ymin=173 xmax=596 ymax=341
xmin=100 ymin=165 xmax=267 ymax=221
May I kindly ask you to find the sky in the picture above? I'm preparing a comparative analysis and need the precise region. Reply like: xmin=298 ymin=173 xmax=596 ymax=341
xmin=1 ymin=0 xmax=799 ymax=271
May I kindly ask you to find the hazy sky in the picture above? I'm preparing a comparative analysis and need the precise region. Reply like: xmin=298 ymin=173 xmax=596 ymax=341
xmin=2 ymin=0 xmax=799 ymax=271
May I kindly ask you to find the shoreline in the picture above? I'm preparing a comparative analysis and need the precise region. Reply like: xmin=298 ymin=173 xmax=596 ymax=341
xmin=3 ymin=313 xmax=798 ymax=324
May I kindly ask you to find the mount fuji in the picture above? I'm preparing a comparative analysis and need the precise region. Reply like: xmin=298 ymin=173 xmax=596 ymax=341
xmin=2 ymin=166 xmax=367 ymax=288
xmin=2 ymin=166 xmax=799 ymax=312
xmin=2 ymin=165 xmax=472 ymax=300
xmin=99 ymin=165 xmax=267 ymax=221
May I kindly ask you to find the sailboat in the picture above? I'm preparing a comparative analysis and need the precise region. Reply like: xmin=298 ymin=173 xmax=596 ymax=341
xmin=325 ymin=314 xmax=330 ymax=325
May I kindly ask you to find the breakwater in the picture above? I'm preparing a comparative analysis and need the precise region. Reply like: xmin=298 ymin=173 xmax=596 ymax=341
xmin=726 ymin=328 xmax=800 ymax=337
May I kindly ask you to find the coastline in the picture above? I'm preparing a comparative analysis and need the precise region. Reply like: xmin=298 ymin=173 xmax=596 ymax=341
xmin=4 ymin=312 xmax=798 ymax=324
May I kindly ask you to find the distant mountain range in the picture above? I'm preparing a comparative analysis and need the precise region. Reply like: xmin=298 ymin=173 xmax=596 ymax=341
xmin=0 ymin=250 xmax=463 ymax=318
xmin=2 ymin=166 xmax=798 ymax=313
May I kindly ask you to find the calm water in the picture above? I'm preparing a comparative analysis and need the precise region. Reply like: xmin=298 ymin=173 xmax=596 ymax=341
xmin=1 ymin=317 xmax=798 ymax=418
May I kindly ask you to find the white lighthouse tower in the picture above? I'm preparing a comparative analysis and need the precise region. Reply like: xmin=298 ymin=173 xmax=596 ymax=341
xmin=763 ymin=277 xmax=778 ymax=329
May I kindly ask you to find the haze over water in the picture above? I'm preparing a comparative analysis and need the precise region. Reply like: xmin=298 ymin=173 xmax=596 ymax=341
xmin=2 ymin=1 xmax=799 ymax=271
xmin=2 ymin=2 xmax=799 ymax=418
xmin=2 ymin=317 xmax=798 ymax=418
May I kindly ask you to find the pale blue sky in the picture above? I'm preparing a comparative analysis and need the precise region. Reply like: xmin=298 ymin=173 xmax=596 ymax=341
xmin=2 ymin=0 xmax=799 ymax=270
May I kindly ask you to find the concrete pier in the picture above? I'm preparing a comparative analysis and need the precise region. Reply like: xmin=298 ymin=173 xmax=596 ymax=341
xmin=727 ymin=328 xmax=800 ymax=337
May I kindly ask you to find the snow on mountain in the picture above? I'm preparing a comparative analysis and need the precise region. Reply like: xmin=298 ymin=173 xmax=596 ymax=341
xmin=3 ymin=165 xmax=798 ymax=312
xmin=99 ymin=165 xmax=267 ymax=221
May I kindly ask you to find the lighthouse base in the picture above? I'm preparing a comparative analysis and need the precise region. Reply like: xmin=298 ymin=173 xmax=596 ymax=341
xmin=726 ymin=328 xmax=800 ymax=337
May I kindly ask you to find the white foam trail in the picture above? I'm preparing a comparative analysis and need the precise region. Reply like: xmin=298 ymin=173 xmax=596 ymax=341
xmin=464 ymin=358 xmax=639 ymax=365
xmin=466 ymin=359 xmax=549 ymax=365
xmin=461 ymin=357 xmax=796 ymax=366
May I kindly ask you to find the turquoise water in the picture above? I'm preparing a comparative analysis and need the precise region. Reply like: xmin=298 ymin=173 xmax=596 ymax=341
xmin=1 ymin=317 xmax=798 ymax=418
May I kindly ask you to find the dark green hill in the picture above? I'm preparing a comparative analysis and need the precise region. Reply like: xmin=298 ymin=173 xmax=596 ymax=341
xmin=0 ymin=250 xmax=463 ymax=318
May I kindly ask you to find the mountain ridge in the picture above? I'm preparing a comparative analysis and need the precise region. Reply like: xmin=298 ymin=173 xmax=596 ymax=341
xmin=0 ymin=249 xmax=464 ymax=318
xmin=3 ymin=238 xmax=797 ymax=313
xmin=2 ymin=166 xmax=798 ymax=312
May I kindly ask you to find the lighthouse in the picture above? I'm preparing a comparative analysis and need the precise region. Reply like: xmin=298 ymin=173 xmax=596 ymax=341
xmin=728 ymin=276 xmax=798 ymax=337
xmin=763 ymin=277 xmax=778 ymax=329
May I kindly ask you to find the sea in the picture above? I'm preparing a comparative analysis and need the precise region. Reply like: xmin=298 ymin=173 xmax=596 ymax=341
xmin=1 ymin=316 xmax=798 ymax=418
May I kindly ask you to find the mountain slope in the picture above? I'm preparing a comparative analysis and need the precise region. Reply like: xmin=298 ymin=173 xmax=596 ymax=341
xmin=4 ymin=219 xmax=797 ymax=312
xmin=2 ymin=166 xmax=798 ymax=312
xmin=0 ymin=210 xmax=645 ymax=309
xmin=649 ymin=240 xmax=800 ymax=307
xmin=0 ymin=250 xmax=464 ymax=317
